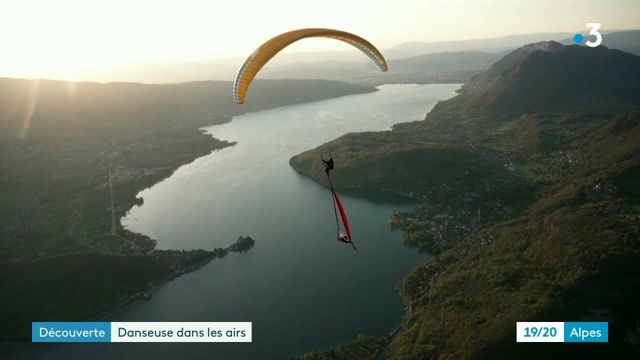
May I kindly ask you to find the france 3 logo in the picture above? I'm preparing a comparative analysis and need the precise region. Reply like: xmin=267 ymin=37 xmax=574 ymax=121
xmin=573 ymin=23 xmax=602 ymax=48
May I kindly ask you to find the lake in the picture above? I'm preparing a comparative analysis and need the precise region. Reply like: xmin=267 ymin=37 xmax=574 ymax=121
xmin=8 ymin=84 xmax=460 ymax=359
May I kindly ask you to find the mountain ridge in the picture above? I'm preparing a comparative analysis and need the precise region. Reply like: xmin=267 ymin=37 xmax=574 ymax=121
xmin=424 ymin=41 xmax=640 ymax=121
xmin=291 ymin=41 xmax=640 ymax=359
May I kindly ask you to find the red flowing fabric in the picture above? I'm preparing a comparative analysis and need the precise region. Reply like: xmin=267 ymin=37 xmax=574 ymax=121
xmin=332 ymin=188 xmax=352 ymax=241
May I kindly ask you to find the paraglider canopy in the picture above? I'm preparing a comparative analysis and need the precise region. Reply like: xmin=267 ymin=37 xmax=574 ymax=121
xmin=233 ymin=28 xmax=388 ymax=104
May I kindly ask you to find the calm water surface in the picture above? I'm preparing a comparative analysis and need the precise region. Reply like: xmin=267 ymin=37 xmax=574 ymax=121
xmin=7 ymin=84 xmax=460 ymax=359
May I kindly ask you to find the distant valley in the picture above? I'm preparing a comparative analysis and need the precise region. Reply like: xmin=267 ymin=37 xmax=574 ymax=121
xmin=0 ymin=78 xmax=374 ymax=342
xmin=53 ymin=30 xmax=640 ymax=86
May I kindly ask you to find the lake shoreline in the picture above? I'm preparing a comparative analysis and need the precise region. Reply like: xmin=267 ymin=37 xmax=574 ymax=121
xmin=118 ymin=84 xmax=460 ymax=359
xmin=4 ymin=84 xmax=459 ymax=359
xmin=0 ymin=81 xmax=377 ymax=344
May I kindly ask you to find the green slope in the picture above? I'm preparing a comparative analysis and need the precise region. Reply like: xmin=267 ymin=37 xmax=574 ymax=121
xmin=290 ymin=43 xmax=640 ymax=358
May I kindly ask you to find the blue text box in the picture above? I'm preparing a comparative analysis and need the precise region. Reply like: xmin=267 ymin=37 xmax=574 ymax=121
xmin=32 ymin=322 xmax=111 ymax=343
xmin=564 ymin=322 xmax=608 ymax=342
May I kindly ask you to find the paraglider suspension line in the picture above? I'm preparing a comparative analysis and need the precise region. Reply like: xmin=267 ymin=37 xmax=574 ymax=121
xmin=327 ymin=173 xmax=341 ymax=238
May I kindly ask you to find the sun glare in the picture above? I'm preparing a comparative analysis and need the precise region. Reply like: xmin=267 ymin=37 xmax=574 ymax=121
xmin=17 ymin=80 xmax=39 ymax=140
xmin=1 ymin=0 xmax=638 ymax=80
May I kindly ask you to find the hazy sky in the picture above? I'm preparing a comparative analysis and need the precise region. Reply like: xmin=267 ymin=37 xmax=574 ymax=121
xmin=1 ymin=0 xmax=638 ymax=78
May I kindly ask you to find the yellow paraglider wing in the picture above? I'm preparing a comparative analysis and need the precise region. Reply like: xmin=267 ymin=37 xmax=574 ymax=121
xmin=233 ymin=28 xmax=388 ymax=104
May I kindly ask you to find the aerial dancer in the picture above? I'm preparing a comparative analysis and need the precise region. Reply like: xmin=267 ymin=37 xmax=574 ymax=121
xmin=323 ymin=156 xmax=357 ymax=251
xmin=321 ymin=154 xmax=334 ymax=176
xmin=232 ymin=28 xmax=384 ymax=251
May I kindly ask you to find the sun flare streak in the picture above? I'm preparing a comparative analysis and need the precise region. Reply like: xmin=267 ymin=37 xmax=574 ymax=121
xmin=65 ymin=81 xmax=77 ymax=99
xmin=17 ymin=80 xmax=40 ymax=140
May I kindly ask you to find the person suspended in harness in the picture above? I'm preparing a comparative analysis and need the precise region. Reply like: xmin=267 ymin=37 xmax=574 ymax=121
xmin=322 ymin=154 xmax=358 ymax=252
xmin=321 ymin=154 xmax=334 ymax=177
